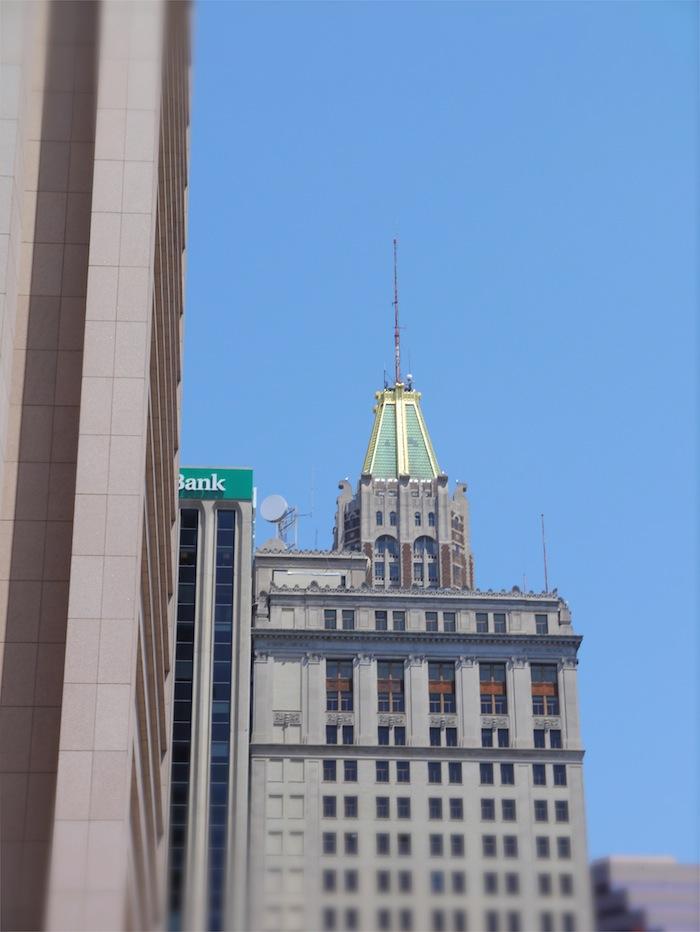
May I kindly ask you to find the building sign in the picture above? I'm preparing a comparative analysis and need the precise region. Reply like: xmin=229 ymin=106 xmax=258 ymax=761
xmin=178 ymin=467 xmax=253 ymax=501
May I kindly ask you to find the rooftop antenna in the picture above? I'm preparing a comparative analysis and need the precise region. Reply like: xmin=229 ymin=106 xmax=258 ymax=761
xmin=393 ymin=237 xmax=401 ymax=384
xmin=540 ymin=513 xmax=549 ymax=592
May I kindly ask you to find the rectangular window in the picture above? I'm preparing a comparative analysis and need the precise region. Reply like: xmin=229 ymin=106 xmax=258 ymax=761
xmin=480 ymin=663 xmax=507 ymax=714
xmin=322 ymin=908 xmax=336 ymax=931
xmin=430 ymin=870 xmax=444 ymax=894
xmin=541 ymin=914 xmax=554 ymax=932
xmin=398 ymin=833 xmax=412 ymax=855
xmin=445 ymin=727 xmax=458 ymax=747
xmin=443 ymin=612 xmax=456 ymax=632
xmin=342 ymin=609 xmax=355 ymax=631
xmin=344 ymin=760 xmax=357 ymax=782
xmin=344 ymin=832 xmax=358 ymax=855
xmin=396 ymin=761 xmax=410 ymax=783
xmin=378 ymin=726 xmax=390 ymax=746
xmin=505 ymin=873 xmax=520 ymax=894
xmin=480 ymin=762 xmax=494 ymax=785
xmin=429 ymin=798 xmax=443 ymax=820
xmin=394 ymin=726 xmax=406 ymax=746
xmin=507 ymin=912 xmax=521 ymax=932
xmin=482 ymin=835 xmax=497 ymax=857
xmin=376 ymin=870 xmax=390 ymax=892
xmin=533 ymin=763 xmax=547 ymax=786
xmin=448 ymin=762 xmax=462 ymax=784
xmin=500 ymin=763 xmax=515 ymax=785
xmin=563 ymin=914 xmax=576 ymax=932
xmin=494 ymin=612 xmax=507 ymax=633
xmin=322 ymin=869 xmax=336 ymax=892
xmin=550 ymin=729 xmax=562 ymax=749
xmin=400 ymin=910 xmax=413 ymax=932
xmin=378 ymin=910 xmax=390 ymax=932
xmin=322 ymin=832 xmax=336 ymax=854
xmin=429 ymin=834 xmax=444 ymax=856
xmin=324 ymin=609 xmax=337 ymax=630
xmin=413 ymin=562 xmax=424 ymax=582
xmin=484 ymin=872 xmax=498 ymax=894
xmin=392 ymin=611 xmax=406 ymax=631
xmin=454 ymin=911 xmax=466 ymax=932
xmin=378 ymin=660 xmax=405 ymax=712
xmin=397 ymin=797 xmax=411 ymax=819
xmin=502 ymin=799 xmax=516 ymax=821
xmin=326 ymin=725 xmax=337 ymax=745
xmin=538 ymin=873 xmax=552 ymax=895
xmin=557 ymin=837 xmax=572 ymax=859
xmin=481 ymin=727 xmax=493 ymax=748
xmin=346 ymin=909 xmax=358 ymax=931
xmin=341 ymin=725 xmax=354 ymax=745
xmin=449 ymin=798 xmax=463 ymax=820
xmin=560 ymin=874 xmax=574 ymax=896
xmin=426 ymin=611 xmax=438 ymax=632
xmin=485 ymin=912 xmax=499 ymax=932
xmin=536 ymin=836 xmax=550 ymax=858
xmin=376 ymin=760 xmax=389 ymax=783
xmin=398 ymin=871 xmax=412 ymax=893
xmin=326 ymin=659 xmax=353 ymax=711
xmin=375 ymin=610 xmax=388 ymax=631
xmin=534 ymin=800 xmax=548 ymax=822
xmin=481 ymin=799 xmax=495 ymax=821
xmin=376 ymin=796 xmax=390 ymax=819
xmin=504 ymin=835 xmax=518 ymax=858
xmin=345 ymin=870 xmax=358 ymax=892
xmin=553 ymin=764 xmax=567 ymax=786
xmin=374 ymin=562 xmax=385 ymax=580
xmin=323 ymin=760 xmax=336 ymax=781
xmin=344 ymin=796 xmax=358 ymax=818
xmin=376 ymin=833 xmax=390 ymax=855
xmin=534 ymin=729 xmax=546 ymax=749
xmin=432 ymin=910 xmax=445 ymax=932
xmin=430 ymin=727 xmax=441 ymax=747
xmin=428 ymin=761 xmax=442 ymax=784
xmin=322 ymin=796 xmax=336 ymax=818
xmin=476 ymin=611 xmax=489 ymax=633
xmin=535 ymin=613 xmax=548 ymax=635
xmin=531 ymin=664 xmax=559 ymax=715
xmin=452 ymin=871 xmax=466 ymax=894
xmin=498 ymin=728 xmax=510 ymax=748
xmin=389 ymin=563 xmax=399 ymax=583
xmin=555 ymin=801 xmax=570 ymax=823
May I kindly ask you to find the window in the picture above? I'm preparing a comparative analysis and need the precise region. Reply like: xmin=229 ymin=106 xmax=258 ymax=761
xmin=378 ymin=661 xmax=405 ymax=711
xmin=376 ymin=833 xmax=390 ymax=855
xmin=345 ymin=870 xmax=358 ymax=892
xmin=428 ymin=762 xmax=442 ymax=784
xmin=555 ymin=801 xmax=570 ymax=823
xmin=375 ymin=535 xmax=399 ymax=585
xmin=344 ymin=760 xmax=357 ymax=781
xmin=344 ymin=832 xmax=358 ymax=854
xmin=534 ymin=800 xmax=548 ymax=822
xmin=430 ymin=727 xmax=441 ymax=747
xmin=500 ymin=763 xmax=514 ymax=785
xmin=535 ymin=613 xmax=548 ymax=635
xmin=375 ymin=610 xmax=388 ymax=631
xmin=533 ymin=763 xmax=546 ymax=786
xmin=396 ymin=761 xmax=410 ymax=783
xmin=480 ymin=762 xmax=494 ymax=785
xmin=426 ymin=611 xmax=438 ymax=632
xmin=392 ymin=611 xmax=406 ymax=631
xmin=481 ymin=799 xmax=495 ymax=821
xmin=557 ymin=837 xmax=572 ymax=859
xmin=342 ymin=610 xmax=355 ymax=631
xmin=484 ymin=872 xmax=498 ymax=894
xmin=480 ymin=663 xmax=507 ymax=714
xmin=376 ymin=796 xmax=390 ymax=818
xmin=429 ymin=662 xmax=456 ymax=713
xmin=498 ymin=728 xmax=510 ymax=748
xmin=413 ymin=562 xmax=424 ymax=583
xmin=502 ymin=799 xmax=516 ymax=821
xmin=485 ymin=912 xmax=499 ymax=932
xmin=322 ymin=796 xmax=336 ymax=818
xmin=482 ymin=728 xmax=493 ymax=748
xmin=346 ymin=910 xmax=358 ymax=931
xmin=560 ymin=874 xmax=574 ymax=896
xmin=389 ymin=512 xmax=397 ymax=526
xmin=326 ymin=660 xmax=353 ymax=711
xmin=550 ymin=729 xmax=562 ymax=749
xmin=376 ymin=511 xmax=383 ymax=526
xmin=534 ymin=729 xmax=546 ymax=749
xmin=399 ymin=910 xmax=413 ymax=932
xmin=344 ymin=796 xmax=358 ymax=818
xmin=326 ymin=725 xmax=338 ymax=745
xmin=531 ymin=664 xmax=559 ymax=715
xmin=448 ymin=762 xmax=462 ymax=784
xmin=322 ymin=832 xmax=336 ymax=854
xmin=538 ymin=873 xmax=552 ymax=895
xmin=378 ymin=726 xmax=390 ymax=746
xmin=397 ymin=797 xmax=411 ymax=819
xmin=341 ymin=725 xmax=354 ymax=745
xmin=395 ymin=726 xmax=406 ymax=746
xmin=377 ymin=910 xmax=390 ymax=932
xmin=476 ymin=612 xmax=489 ymax=633
xmin=536 ymin=836 xmax=550 ymax=858
xmin=449 ymin=798 xmax=463 ymax=820
xmin=507 ymin=913 xmax=521 ymax=932
xmin=451 ymin=834 xmax=465 ymax=857
xmin=443 ymin=611 xmax=456 ymax=632
xmin=429 ymin=798 xmax=443 ymax=820
xmin=376 ymin=761 xmax=389 ymax=783
xmin=563 ymin=914 xmax=576 ymax=932
xmin=398 ymin=833 xmax=412 ymax=855
xmin=540 ymin=913 xmax=554 ymax=932
xmin=553 ymin=764 xmax=567 ymax=786
xmin=482 ymin=835 xmax=497 ymax=857
xmin=430 ymin=870 xmax=444 ymax=894
xmin=324 ymin=609 xmax=337 ymax=630
xmin=505 ymin=873 xmax=520 ymax=894
xmin=323 ymin=760 xmax=336 ymax=782
xmin=415 ymin=512 xmax=422 ymax=527
xmin=323 ymin=869 xmax=336 ymax=891
xmin=452 ymin=871 xmax=466 ymax=893
xmin=398 ymin=870 xmax=412 ymax=893
xmin=322 ymin=908 xmax=336 ymax=931
xmin=429 ymin=834 xmax=444 ymax=856
xmin=432 ymin=910 xmax=445 ymax=932
xmin=376 ymin=869 xmax=390 ymax=892
xmin=504 ymin=835 xmax=519 ymax=858
xmin=445 ymin=728 xmax=457 ymax=747
xmin=494 ymin=612 xmax=507 ymax=633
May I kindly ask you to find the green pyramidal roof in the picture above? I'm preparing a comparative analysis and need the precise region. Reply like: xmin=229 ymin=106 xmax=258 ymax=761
xmin=362 ymin=383 xmax=441 ymax=479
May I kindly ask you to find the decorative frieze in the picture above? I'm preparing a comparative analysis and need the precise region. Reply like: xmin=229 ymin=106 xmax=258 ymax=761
xmin=273 ymin=711 xmax=301 ymax=727
xmin=533 ymin=718 xmax=561 ymax=730
xmin=480 ymin=716 xmax=509 ymax=729
xmin=378 ymin=714 xmax=406 ymax=727
xmin=456 ymin=656 xmax=477 ymax=668
xmin=429 ymin=716 xmax=457 ymax=729
xmin=325 ymin=713 xmax=354 ymax=726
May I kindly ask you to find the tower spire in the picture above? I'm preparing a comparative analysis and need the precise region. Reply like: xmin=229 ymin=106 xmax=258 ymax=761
xmin=393 ymin=237 xmax=401 ymax=384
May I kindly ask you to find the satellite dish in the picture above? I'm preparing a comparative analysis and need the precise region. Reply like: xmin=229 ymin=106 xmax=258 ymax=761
xmin=260 ymin=494 xmax=288 ymax=522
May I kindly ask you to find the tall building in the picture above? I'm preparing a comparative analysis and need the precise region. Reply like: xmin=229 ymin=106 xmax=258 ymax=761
xmin=0 ymin=2 xmax=190 ymax=928
xmin=167 ymin=467 xmax=254 ymax=932
xmin=591 ymin=856 xmax=700 ymax=932
xmin=247 ymin=378 xmax=594 ymax=932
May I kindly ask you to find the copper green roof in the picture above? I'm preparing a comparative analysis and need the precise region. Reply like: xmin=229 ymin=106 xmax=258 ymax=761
xmin=362 ymin=383 xmax=441 ymax=479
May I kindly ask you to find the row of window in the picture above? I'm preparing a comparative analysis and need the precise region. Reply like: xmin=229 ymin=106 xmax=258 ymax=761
xmin=322 ymin=609 xmax=549 ymax=635
xmin=320 ymin=795 xmax=569 ymax=824
xmin=325 ymin=659 xmax=561 ymax=717
xmin=321 ymin=907 xmax=576 ymax=932
xmin=375 ymin=511 xmax=437 ymax=527
xmin=320 ymin=759 xmax=569 ymax=787
xmin=319 ymin=866 xmax=575 ymax=897
xmin=320 ymin=831 xmax=572 ymax=861
xmin=325 ymin=724 xmax=561 ymax=749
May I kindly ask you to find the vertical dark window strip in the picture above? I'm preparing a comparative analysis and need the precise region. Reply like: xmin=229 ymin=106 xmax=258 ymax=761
xmin=168 ymin=509 xmax=199 ymax=931
xmin=208 ymin=510 xmax=235 ymax=931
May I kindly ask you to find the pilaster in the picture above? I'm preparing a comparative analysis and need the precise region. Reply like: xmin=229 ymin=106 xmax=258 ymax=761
xmin=456 ymin=656 xmax=479 ymax=746
xmin=303 ymin=653 xmax=324 ymax=744
xmin=405 ymin=655 xmax=428 ymax=745
xmin=509 ymin=656 xmax=530 ymax=748
xmin=252 ymin=652 xmax=273 ymax=743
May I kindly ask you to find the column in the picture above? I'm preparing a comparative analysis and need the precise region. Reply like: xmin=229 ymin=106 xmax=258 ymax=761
xmin=355 ymin=654 xmax=376 ymax=745
xmin=406 ymin=655 xmax=428 ymax=746
xmin=456 ymin=656 xmax=479 ymax=746
xmin=559 ymin=658 xmax=581 ymax=750
xmin=510 ymin=657 xmax=531 ymax=748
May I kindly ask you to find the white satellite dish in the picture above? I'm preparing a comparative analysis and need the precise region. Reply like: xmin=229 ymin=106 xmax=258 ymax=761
xmin=260 ymin=494 xmax=288 ymax=523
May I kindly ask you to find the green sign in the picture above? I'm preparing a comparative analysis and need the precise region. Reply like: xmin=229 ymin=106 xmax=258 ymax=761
xmin=178 ymin=467 xmax=253 ymax=501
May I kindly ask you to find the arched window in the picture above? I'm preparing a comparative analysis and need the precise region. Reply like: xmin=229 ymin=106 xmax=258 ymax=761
xmin=389 ymin=511 xmax=397 ymax=527
xmin=428 ymin=512 xmax=436 ymax=527
xmin=414 ymin=512 xmax=421 ymax=527
xmin=376 ymin=511 xmax=383 ymax=526
xmin=375 ymin=535 xmax=399 ymax=588
xmin=413 ymin=535 xmax=438 ymax=587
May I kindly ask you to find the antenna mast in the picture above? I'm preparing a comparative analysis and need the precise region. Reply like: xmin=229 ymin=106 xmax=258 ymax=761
xmin=393 ymin=238 xmax=401 ymax=384
xmin=540 ymin=513 xmax=549 ymax=592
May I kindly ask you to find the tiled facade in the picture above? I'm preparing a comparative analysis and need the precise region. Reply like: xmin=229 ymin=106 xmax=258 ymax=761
xmin=0 ymin=2 xmax=190 ymax=928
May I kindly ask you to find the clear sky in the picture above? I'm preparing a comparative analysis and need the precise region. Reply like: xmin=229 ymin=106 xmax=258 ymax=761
xmin=183 ymin=2 xmax=698 ymax=863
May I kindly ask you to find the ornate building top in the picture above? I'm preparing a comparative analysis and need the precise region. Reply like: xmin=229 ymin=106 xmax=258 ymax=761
xmin=361 ymin=381 xmax=442 ymax=479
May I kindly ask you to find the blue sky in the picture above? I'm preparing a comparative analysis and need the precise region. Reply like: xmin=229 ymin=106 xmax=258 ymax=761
xmin=183 ymin=2 xmax=698 ymax=862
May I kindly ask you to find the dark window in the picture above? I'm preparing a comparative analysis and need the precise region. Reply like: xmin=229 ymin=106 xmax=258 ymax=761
xmin=322 ymin=832 xmax=336 ymax=854
xmin=398 ymin=833 xmax=411 ymax=855
xmin=531 ymin=664 xmax=559 ymax=715
xmin=482 ymin=835 xmax=497 ymax=857
xmin=378 ymin=726 xmax=390 ymax=746
xmin=449 ymin=798 xmax=463 ymax=820
xmin=341 ymin=725 xmax=354 ymax=745
xmin=485 ymin=912 xmax=499 ymax=932
xmin=322 ymin=908 xmax=336 ymax=931
xmin=376 ymin=760 xmax=389 ymax=783
xmin=398 ymin=871 xmax=412 ymax=893
xmin=502 ymin=799 xmax=516 ymax=821
xmin=375 ymin=610 xmax=388 ymax=631
xmin=376 ymin=833 xmax=390 ymax=855
xmin=323 ymin=796 xmax=336 ymax=818
xmin=448 ymin=762 xmax=462 ymax=784
xmin=428 ymin=761 xmax=442 ymax=784
xmin=560 ymin=874 xmax=574 ymax=896
xmin=376 ymin=511 xmax=383 ymax=526
xmin=452 ymin=872 xmax=466 ymax=894
xmin=377 ymin=910 xmax=390 ymax=932
xmin=390 ymin=511 xmax=397 ymax=526
xmin=480 ymin=663 xmax=507 ymax=714
xmin=400 ymin=910 xmax=413 ymax=932
xmin=344 ymin=760 xmax=357 ymax=781
xmin=345 ymin=870 xmax=358 ymax=892
xmin=376 ymin=797 xmax=390 ymax=819
xmin=432 ymin=910 xmax=445 ymax=932
xmin=397 ymin=797 xmax=411 ymax=819
xmin=430 ymin=727 xmax=441 ymax=747
xmin=445 ymin=727 xmax=458 ymax=747
xmin=557 ymin=837 xmax=572 ymax=859
xmin=415 ymin=512 xmax=422 ymax=527
xmin=480 ymin=762 xmax=494 ymax=785
xmin=344 ymin=832 xmax=358 ymax=854
xmin=536 ymin=836 xmax=550 ymax=858
xmin=555 ymin=801 xmax=570 ymax=823
xmin=429 ymin=662 xmax=456 ymax=713
xmin=342 ymin=610 xmax=355 ymax=631
xmin=396 ymin=761 xmax=410 ymax=784
xmin=501 ymin=763 xmax=515 ymax=785
xmin=504 ymin=835 xmax=518 ymax=858
xmin=540 ymin=913 xmax=554 ymax=932
xmin=344 ymin=796 xmax=358 ymax=818
xmin=494 ymin=612 xmax=507 ymax=633
xmin=535 ymin=613 xmax=548 ymax=635
xmin=428 ymin=513 xmax=436 ymax=528
xmin=553 ymin=764 xmax=567 ymax=786
xmin=426 ymin=611 xmax=438 ymax=632
xmin=533 ymin=763 xmax=546 ymax=786
xmin=429 ymin=834 xmax=444 ymax=856
xmin=323 ymin=869 xmax=336 ymax=892
xmin=324 ymin=609 xmax=337 ymax=630
xmin=538 ymin=873 xmax=552 ymax=895
xmin=346 ymin=909 xmax=358 ymax=931
xmin=326 ymin=659 xmax=353 ymax=711
xmin=443 ymin=612 xmax=456 ymax=632
xmin=484 ymin=872 xmax=498 ymax=894
xmin=535 ymin=800 xmax=548 ymax=822
xmin=550 ymin=729 xmax=562 ymax=749
xmin=534 ymin=729 xmax=546 ymax=748
xmin=323 ymin=760 xmax=336 ymax=782
xmin=378 ymin=661 xmax=405 ymax=711
xmin=476 ymin=612 xmax=489 ymax=633
xmin=505 ymin=873 xmax=520 ymax=894
xmin=394 ymin=726 xmax=406 ymax=746
xmin=481 ymin=798 xmax=496 ymax=821
xmin=392 ymin=610 xmax=406 ymax=631
xmin=430 ymin=870 xmax=444 ymax=894
xmin=376 ymin=869 xmax=390 ymax=892
xmin=563 ymin=914 xmax=576 ymax=932
xmin=482 ymin=728 xmax=493 ymax=748
xmin=428 ymin=798 xmax=443 ymax=820
xmin=498 ymin=728 xmax=510 ymax=748
xmin=507 ymin=912 xmax=521 ymax=932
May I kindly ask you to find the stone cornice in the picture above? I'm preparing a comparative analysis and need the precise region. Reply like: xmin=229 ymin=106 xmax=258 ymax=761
xmin=249 ymin=744 xmax=585 ymax=763
xmin=265 ymin=585 xmax=567 ymax=609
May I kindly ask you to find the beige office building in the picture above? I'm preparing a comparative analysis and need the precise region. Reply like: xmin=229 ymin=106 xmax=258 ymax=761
xmin=0 ymin=1 xmax=190 ymax=928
